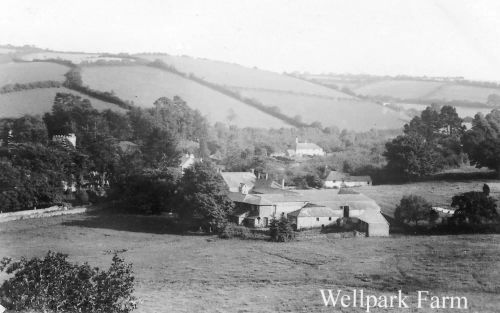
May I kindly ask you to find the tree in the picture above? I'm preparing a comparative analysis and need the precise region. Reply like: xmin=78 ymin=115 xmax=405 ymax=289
xmin=451 ymin=191 xmax=498 ymax=224
xmin=178 ymin=162 xmax=233 ymax=232
xmin=462 ymin=110 xmax=500 ymax=175
xmin=384 ymin=133 xmax=443 ymax=179
xmin=394 ymin=195 xmax=432 ymax=226
xmin=11 ymin=115 xmax=48 ymax=144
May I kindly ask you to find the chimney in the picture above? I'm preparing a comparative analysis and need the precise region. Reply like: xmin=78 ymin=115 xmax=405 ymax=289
xmin=265 ymin=173 xmax=268 ymax=180
xmin=257 ymin=172 xmax=261 ymax=179
xmin=281 ymin=178 xmax=285 ymax=189
xmin=295 ymin=137 xmax=299 ymax=144
xmin=250 ymin=168 xmax=255 ymax=175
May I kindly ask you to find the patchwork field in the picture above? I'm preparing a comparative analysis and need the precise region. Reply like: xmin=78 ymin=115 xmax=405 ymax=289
xmin=0 ymin=87 xmax=126 ymax=118
xmin=353 ymin=80 xmax=500 ymax=103
xmin=81 ymin=65 xmax=291 ymax=128
xmin=137 ymin=54 xmax=352 ymax=98
xmin=0 ymin=213 xmax=499 ymax=313
xmin=236 ymin=89 xmax=407 ymax=130
xmin=0 ymin=61 xmax=68 ymax=86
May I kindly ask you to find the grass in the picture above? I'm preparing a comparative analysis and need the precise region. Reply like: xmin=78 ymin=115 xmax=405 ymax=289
xmin=137 ymin=54 xmax=351 ymax=98
xmin=1 ymin=212 xmax=499 ymax=313
xmin=0 ymin=62 xmax=68 ymax=86
xmin=236 ymin=89 xmax=407 ymax=130
xmin=81 ymin=65 xmax=291 ymax=128
xmin=358 ymin=178 xmax=500 ymax=217
xmin=0 ymin=87 xmax=126 ymax=118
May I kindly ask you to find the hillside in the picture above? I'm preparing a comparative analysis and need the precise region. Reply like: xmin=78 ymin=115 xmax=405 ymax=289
xmin=305 ymin=74 xmax=500 ymax=105
xmin=80 ymin=65 xmax=290 ymax=128
xmin=4 ymin=46 xmax=500 ymax=129
xmin=138 ymin=54 xmax=406 ymax=129
xmin=0 ymin=87 xmax=126 ymax=118
xmin=0 ymin=61 xmax=68 ymax=85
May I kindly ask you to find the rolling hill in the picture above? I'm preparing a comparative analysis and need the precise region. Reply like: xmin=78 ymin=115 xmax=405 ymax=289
xmin=0 ymin=87 xmax=126 ymax=118
xmin=80 ymin=65 xmax=291 ymax=128
xmin=3 ymin=45 xmax=499 ymax=130
xmin=0 ymin=61 xmax=68 ymax=86
xmin=137 ymin=54 xmax=406 ymax=129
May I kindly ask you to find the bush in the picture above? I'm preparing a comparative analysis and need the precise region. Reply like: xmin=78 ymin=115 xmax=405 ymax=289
xmin=219 ymin=223 xmax=252 ymax=239
xmin=0 ymin=251 xmax=136 ymax=313
xmin=269 ymin=215 xmax=295 ymax=242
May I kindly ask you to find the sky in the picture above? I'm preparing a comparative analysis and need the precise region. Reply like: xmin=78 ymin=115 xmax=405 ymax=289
xmin=2 ymin=0 xmax=500 ymax=81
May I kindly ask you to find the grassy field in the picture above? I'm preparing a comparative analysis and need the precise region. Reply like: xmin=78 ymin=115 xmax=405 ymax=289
xmin=353 ymin=79 xmax=500 ymax=103
xmin=237 ymin=89 xmax=407 ymax=130
xmin=137 ymin=54 xmax=352 ymax=98
xmin=358 ymin=179 xmax=500 ymax=217
xmin=81 ymin=65 xmax=291 ymax=128
xmin=0 ymin=213 xmax=499 ymax=313
xmin=0 ymin=61 xmax=68 ymax=86
xmin=0 ymin=87 xmax=126 ymax=118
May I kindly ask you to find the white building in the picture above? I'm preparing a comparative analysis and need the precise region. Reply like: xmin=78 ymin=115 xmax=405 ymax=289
xmin=288 ymin=138 xmax=326 ymax=157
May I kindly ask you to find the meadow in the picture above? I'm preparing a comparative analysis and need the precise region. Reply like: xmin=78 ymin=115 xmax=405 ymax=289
xmin=236 ymin=89 xmax=407 ymax=130
xmin=0 ymin=213 xmax=499 ymax=313
xmin=353 ymin=79 xmax=500 ymax=103
xmin=0 ymin=62 xmax=68 ymax=86
xmin=81 ymin=65 xmax=291 ymax=128
xmin=137 ymin=54 xmax=351 ymax=98
xmin=0 ymin=87 xmax=126 ymax=118
xmin=358 ymin=178 xmax=500 ymax=217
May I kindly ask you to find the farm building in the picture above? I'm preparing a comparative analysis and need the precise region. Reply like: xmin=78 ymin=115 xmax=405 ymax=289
xmin=223 ymin=173 xmax=388 ymax=236
xmin=324 ymin=171 xmax=372 ymax=188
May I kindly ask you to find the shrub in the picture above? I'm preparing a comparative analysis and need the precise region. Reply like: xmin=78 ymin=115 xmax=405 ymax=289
xmin=0 ymin=251 xmax=136 ymax=313
xmin=451 ymin=191 xmax=498 ymax=224
xmin=219 ymin=223 xmax=252 ymax=239
xmin=269 ymin=215 xmax=295 ymax=242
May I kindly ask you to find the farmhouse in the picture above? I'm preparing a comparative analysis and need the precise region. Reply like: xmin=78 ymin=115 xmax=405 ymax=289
xmin=223 ymin=173 xmax=388 ymax=236
xmin=287 ymin=138 xmax=326 ymax=157
xmin=324 ymin=171 xmax=372 ymax=188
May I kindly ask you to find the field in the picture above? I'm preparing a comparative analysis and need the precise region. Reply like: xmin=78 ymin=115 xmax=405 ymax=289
xmin=353 ymin=80 xmax=500 ymax=103
xmin=81 ymin=65 xmax=291 ymax=128
xmin=358 ymin=178 xmax=500 ymax=217
xmin=0 ymin=87 xmax=126 ymax=118
xmin=0 ymin=61 xmax=68 ymax=86
xmin=0 ymin=213 xmax=499 ymax=313
xmin=237 ymin=89 xmax=407 ymax=130
xmin=138 ymin=54 xmax=353 ymax=98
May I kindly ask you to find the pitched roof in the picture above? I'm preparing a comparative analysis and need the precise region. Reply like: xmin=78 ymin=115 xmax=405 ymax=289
xmin=228 ymin=192 xmax=273 ymax=205
xmin=345 ymin=175 xmax=372 ymax=182
xmin=296 ymin=142 xmax=323 ymax=151
xmin=288 ymin=203 xmax=342 ymax=217
xmin=325 ymin=171 xmax=347 ymax=181
xmin=358 ymin=209 xmax=389 ymax=225
xmin=220 ymin=172 xmax=256 ymax=191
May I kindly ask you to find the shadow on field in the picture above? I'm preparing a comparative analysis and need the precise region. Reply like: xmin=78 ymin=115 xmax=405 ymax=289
xmin=62 ymin=212 xmax=191 ymax=235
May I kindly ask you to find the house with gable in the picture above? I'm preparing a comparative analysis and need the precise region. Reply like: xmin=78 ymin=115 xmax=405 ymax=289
xmin=287 ymin=138 xmax=326 ymax=157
